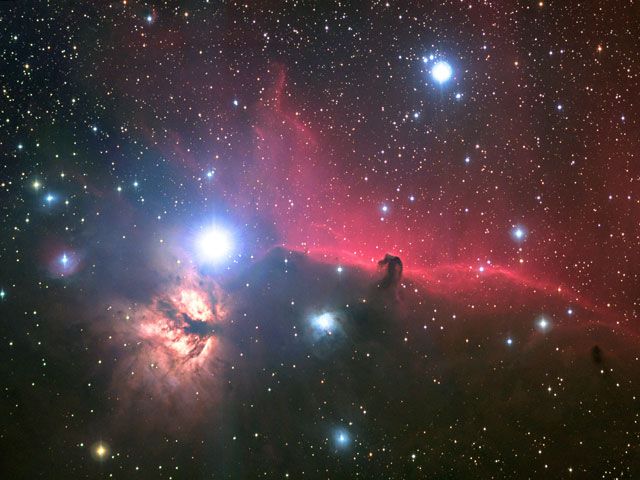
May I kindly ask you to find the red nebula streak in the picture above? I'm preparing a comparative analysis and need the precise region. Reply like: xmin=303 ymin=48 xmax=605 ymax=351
xmin=279 ymin=244 xmax=618 ymax=323
xmin=243 ymin=69 xmax=631 ymax=322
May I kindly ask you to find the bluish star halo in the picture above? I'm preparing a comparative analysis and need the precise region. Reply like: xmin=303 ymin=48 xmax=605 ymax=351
xmin=431 ymin=61 xmax=453 ymax=84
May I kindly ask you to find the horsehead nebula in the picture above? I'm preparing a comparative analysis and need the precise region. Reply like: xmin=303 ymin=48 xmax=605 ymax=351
xmin=2 ymin=2 xmax=640 ymax=478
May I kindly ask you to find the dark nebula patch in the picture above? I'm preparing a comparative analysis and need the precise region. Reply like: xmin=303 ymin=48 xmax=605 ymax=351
xmin=1 ymin=1 xmax=639 ymax=478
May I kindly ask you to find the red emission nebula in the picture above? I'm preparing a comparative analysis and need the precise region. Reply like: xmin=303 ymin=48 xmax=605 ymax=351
xmin=3 ymin=3 xmax=640 ymax=477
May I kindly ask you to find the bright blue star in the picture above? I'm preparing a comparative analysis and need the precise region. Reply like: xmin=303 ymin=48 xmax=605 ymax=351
xmin=310 ymin=311 xmax=345 ymax=340
xmin=511 ymin=226 xmax=526 ymax=241
xmin=60 ymin=253 xmax=69 ymax=268
xmin=45 ymin=193 xmax=55 ymax=204
xmin=335 ymin=429 xmax=350 ymax=448
xmin=313 ymin=313 xmax=335 ymax=333
xmin=195 ymin=225 xmax=234 ymax=265
xmin=0 ymin=289 xmax=5 ymax=300
xmin=431 ymin=61 xmax=453 ymax=84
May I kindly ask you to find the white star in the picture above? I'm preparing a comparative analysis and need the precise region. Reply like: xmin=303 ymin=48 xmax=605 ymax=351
xmin=537 ymin=317 xmax=550 ymax=331
xmin=314 ymin=313 xmax=334 ymax=332
xmin=196 ymin=225 xmax=233 ymax=264
xmin=431 ymin=61 xmax=453 ymax=84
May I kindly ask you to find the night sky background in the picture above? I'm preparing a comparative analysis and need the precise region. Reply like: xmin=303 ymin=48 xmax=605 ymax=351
xmin=1 ymin=1 xmax=640 ymax=478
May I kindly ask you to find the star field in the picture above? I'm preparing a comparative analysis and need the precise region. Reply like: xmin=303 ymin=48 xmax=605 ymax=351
xmin=1 ymin=1 xmax=639 ymax=478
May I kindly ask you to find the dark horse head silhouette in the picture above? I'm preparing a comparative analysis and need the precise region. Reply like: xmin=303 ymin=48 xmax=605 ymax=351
xmin=377 ymin=254 xmax=403 ymax=290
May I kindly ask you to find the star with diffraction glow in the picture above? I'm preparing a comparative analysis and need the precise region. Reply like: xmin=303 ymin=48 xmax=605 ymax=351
xmin=91 ymin=442 xmax=110 ymax=461
xmin=537 ymin=317 xmax=551 ymax=331
xmin=511 ymin=225 xmax=527 ymax=241
xmin=334 ymin=429 xmax=350 ymax=449
xmin=196 ymin=225 xmax=234 ymax=265
xmin=314 ymin=313 xmax=335 ymax=333
xmin=431 ymin=61 xmax=453 ymax=84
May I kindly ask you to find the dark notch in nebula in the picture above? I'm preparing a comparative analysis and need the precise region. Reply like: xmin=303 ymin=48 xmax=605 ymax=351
xmin=377 ymin=254 xmax=403 ymax=291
